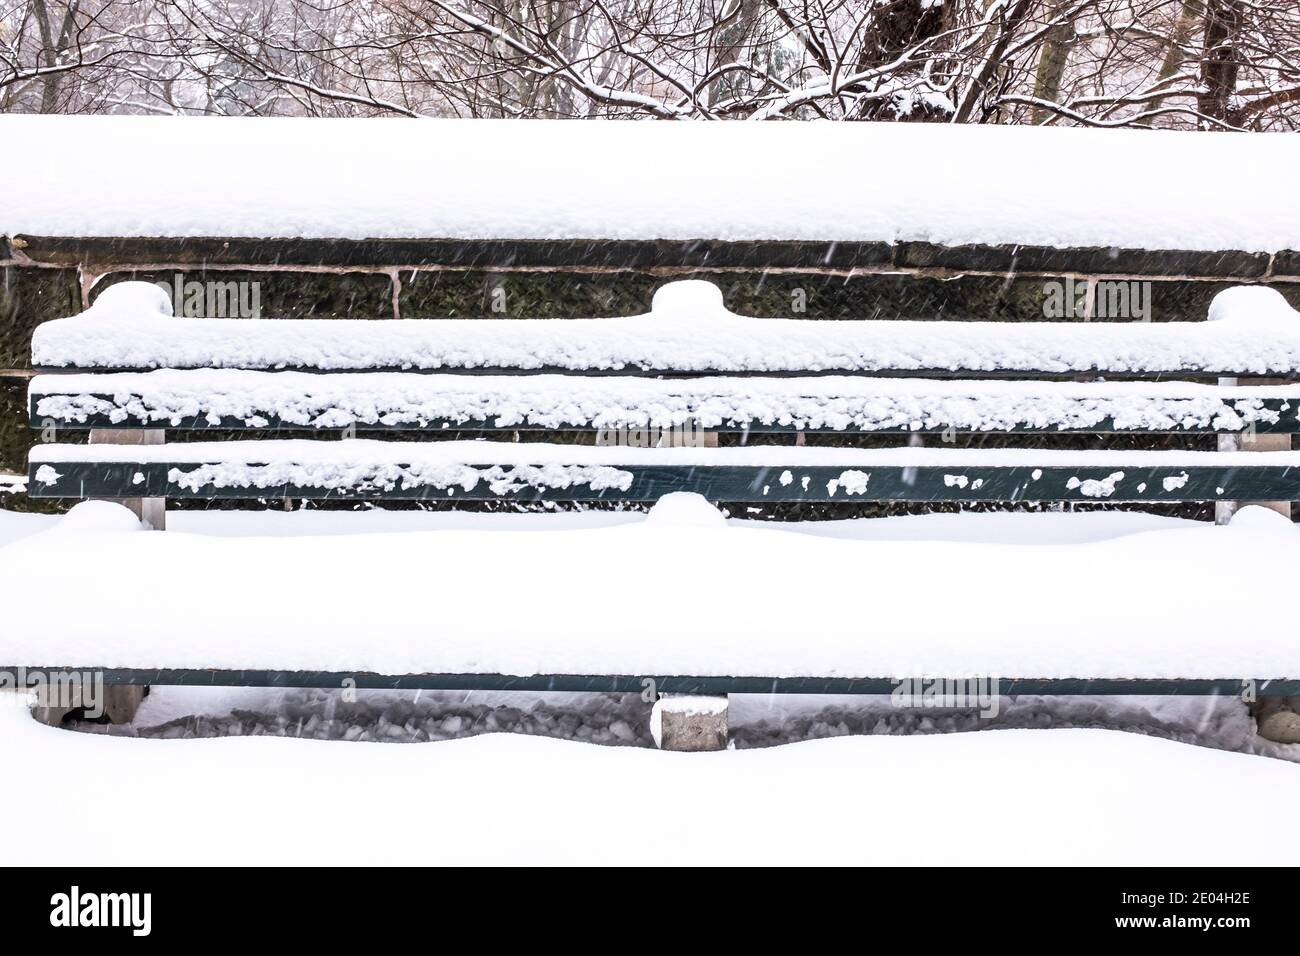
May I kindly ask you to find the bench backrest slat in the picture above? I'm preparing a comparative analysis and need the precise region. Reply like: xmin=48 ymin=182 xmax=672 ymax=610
xmin=26 ymin=281 xmax=1300 ymax=507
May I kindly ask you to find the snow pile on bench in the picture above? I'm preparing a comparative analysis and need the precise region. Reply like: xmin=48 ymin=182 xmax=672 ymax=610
xmin=30 ymin=283 xmax=1300 ymax=375
xmin=2 ymin=499 xmax=1298 ymax=680
xmin=3 ymin=115 xmax=1300 ymax=253
xmin=31 ymin=369 xmax=1300 ymax=433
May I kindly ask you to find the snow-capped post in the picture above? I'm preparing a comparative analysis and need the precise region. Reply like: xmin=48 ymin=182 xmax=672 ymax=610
xmin=649 ymin=281 xmax=727 ymax=449
xmin=85 ymin=281 xmax=171 ymax=530
xmin=640 ymin=498 xmax=730 ymax=750
xmin=652 ymin=694 xmax=729 ymax=752
xmin=1208 ymin=288 xmax=1294 ymax=526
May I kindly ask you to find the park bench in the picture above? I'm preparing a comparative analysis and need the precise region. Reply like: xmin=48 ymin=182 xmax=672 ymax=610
xmin=11 ymin=278 xmax=1300 ymax=748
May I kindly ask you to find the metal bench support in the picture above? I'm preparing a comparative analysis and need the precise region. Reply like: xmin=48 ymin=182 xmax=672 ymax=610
xmin=88 ymin=428 xmax=166 ymax=530
xmin=32 ymin=684 xmax=145 ymax=726
xmin=1216 ymin=376 xmax=1293 ymax=525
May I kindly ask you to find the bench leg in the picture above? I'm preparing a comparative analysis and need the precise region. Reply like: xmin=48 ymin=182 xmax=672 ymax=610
xmin=31 ymin=684 xmax=145 ymax=726
xmin=89 ymin=428 xmax=166 ymax=530
xmin=103 ymin=685 xmax=147 ymax=724
xmin=1216 ymin=383 xmax=1293 ymax=525
xmin=63 ymin=428 xmax=163 ymax=719
xmin=1252 ymin=697 xmax=1300 ymax=744
xmin=653 ymin=694 xmax=729 ymax=752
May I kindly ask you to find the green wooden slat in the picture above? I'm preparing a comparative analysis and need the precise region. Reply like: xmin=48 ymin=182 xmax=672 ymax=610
xmin=27 ymin=460 xmax=1300 ymax=502
xmin=5 ymin=668 xmax=1295 ymax=696
xmin=32 ymin=364 xmax=1300 ymax=380
xmin=27 ymin=395 xmax=1300 ymax=434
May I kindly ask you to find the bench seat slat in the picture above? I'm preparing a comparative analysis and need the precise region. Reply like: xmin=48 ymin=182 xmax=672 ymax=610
xmin=28 ymin=441 xmax=1300 ymax=502
xmin=29 ymin=371 xmax=1300 ymax=434
xmin=31 ymin=309 xmax=1300 ymax=378
xmin=4 ymin=506 xmax=1298 ymax=681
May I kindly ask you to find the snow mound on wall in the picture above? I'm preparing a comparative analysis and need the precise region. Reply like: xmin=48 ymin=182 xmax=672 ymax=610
xmin=87 ymin=281 xmax=173 ymax=319
xmin=650 ymin=280 xmax=728 ymax=320
xmin=1208 ymin=285 xmax=1299 ymax=324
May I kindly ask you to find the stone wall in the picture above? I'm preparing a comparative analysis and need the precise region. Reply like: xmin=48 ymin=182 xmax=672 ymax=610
xmin=4 ymin=235 xmax=1299 ymax=512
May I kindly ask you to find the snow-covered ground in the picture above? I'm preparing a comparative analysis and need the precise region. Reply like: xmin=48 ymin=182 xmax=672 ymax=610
xmin=4 ymin=692 xmax=1300 ymax=866
xmin=0 ymin=504 xmax=1197 ymax=549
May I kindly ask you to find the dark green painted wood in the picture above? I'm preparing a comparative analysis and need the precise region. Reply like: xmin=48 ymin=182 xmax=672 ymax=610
xmin=32 ymin=364 xmax=1300 ymax=380
xmin=27 ymin=460 xmax=1300 ymax=502
xmin=5 ymin=667 xmax=1293 ymax=696
xmin=28 ymin=394 xmax=1300 ymax=434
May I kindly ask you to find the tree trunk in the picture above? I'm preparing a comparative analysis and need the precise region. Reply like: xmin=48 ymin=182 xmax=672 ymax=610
xmin=953 ymin=0 xmax=1036 ymax=123
xmin=1149 ymin=0 xmax=1203 ymax=117
xmin=1031 ymin=4 xmax=1075 ymax=124
xmin=1197 ymin=0 xmax=1244 ymax=126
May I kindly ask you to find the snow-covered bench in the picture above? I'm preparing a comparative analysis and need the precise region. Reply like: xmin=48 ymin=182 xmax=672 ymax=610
xmin=12 ymin=279 xmax=1300 ymax=746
